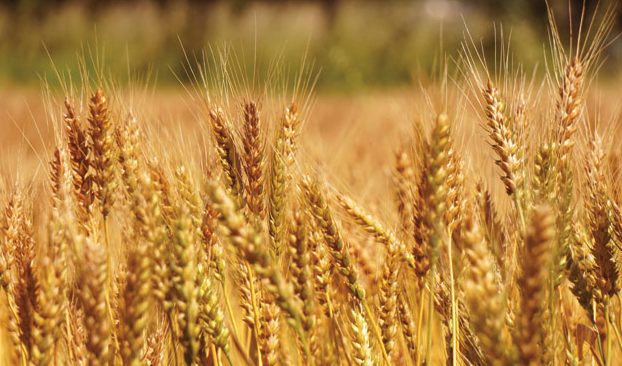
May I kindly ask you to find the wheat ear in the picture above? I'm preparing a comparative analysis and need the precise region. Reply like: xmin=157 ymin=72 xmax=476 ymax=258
xmin=268 ymin=103 xmax=300 ymax=256
xmin=64 ymin=97 xmax=93 ymax=228
xmin=301 ymin=176 xmax=391 ymax=365
xmin=517 ymin=205 xmax=554 ymax=365
xmin=87 ymin=88 xmax=116 ymax=218
xmin=78 ymin=237 xmax=113 ymax=366
xmin=170 ymin=205 xmax=200 ymax=364
xmin=210 ymin=107 xmax=244 ymax=198
xmin=5 ymin=189 xmax=38 ymax=361
xmin=210 ymin=184 xmax=314 ymax=366
xmin=482 ymin=81 xmax=525 ymax=228
xmin=242 ymin=101 xmax=267 ymax=220
xmin=287 ymin=206 xmax=316 ymax=350
xmin=461 ymin=202 xmax=512 ymax=366
xmin=196 ymin=263 xmax=232 ymax=364
xmin=556 ymin=58 xmax=584 ymax=162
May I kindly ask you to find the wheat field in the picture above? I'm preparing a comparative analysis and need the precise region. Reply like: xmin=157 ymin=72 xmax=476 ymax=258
xmin=1 ymin=4 xmax=622 ymax=366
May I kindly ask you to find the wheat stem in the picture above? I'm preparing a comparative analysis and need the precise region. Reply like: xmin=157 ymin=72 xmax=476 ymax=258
xmin=246 ymin=262 xmax=264 ymax=366
xmin=447 ymin=235 xmax=458 ymax=366
xmin=415 ymin=287 xmax=425 ymax=366
xmin=362 ymin=300 xmax=391 ymax=365
xmin=166 ymin=311 xmax=180 ymax=366
xmin=610 ymin=317 xmax=622 ymax=357
xmin=426 ymin=268 xmax=435 ymax=366
xmin=606 ymin=302 xmax=612 ymax=366
xmin=222 ymin=282 xmax=241 ymax=342
xmin=102 ymin=217 xmax=121 ymax=359
xmin=224 ymin=350 xmax=234 ymax=366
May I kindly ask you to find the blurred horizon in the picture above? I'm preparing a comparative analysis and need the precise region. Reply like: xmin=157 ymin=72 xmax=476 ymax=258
xmin=1 ymin=0 xmax=621 ymax=92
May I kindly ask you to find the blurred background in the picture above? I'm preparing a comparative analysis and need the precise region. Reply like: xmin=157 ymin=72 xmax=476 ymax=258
xmin=1 ymin=0 xmax=621 ymax=92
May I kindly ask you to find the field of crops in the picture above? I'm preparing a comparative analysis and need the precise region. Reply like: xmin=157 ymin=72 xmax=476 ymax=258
xmin=2 ymin=2 xmax=622 ymax=366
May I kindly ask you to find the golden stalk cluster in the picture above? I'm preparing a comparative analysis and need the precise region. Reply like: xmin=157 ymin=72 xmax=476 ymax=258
xmin=2 ymin=7 xmax=622 ymax=366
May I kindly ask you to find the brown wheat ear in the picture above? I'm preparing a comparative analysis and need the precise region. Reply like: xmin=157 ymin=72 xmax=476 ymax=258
xmin=584 ymin=136 xmax=620 ymax=344
xmin=209 ymin=107 xmax=244 ymax=198
xmin=4 ymin=189 xmax=39 ymax=360
xmin=482 ymin=81 xmax=525 ymax=217
xmin=87 ymin=88 xmax=116 ymax=218
xmin=49 ymin=146 xmax=63 ymax=209
xmin=242 ymin=101 xmax=267 ymax=219
xmin=64 ymin=97 xmax=94 ymax=226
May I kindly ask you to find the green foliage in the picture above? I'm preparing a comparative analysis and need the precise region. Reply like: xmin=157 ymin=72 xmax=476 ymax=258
xmin=0 ymin=1 xmax=553 ymax=91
